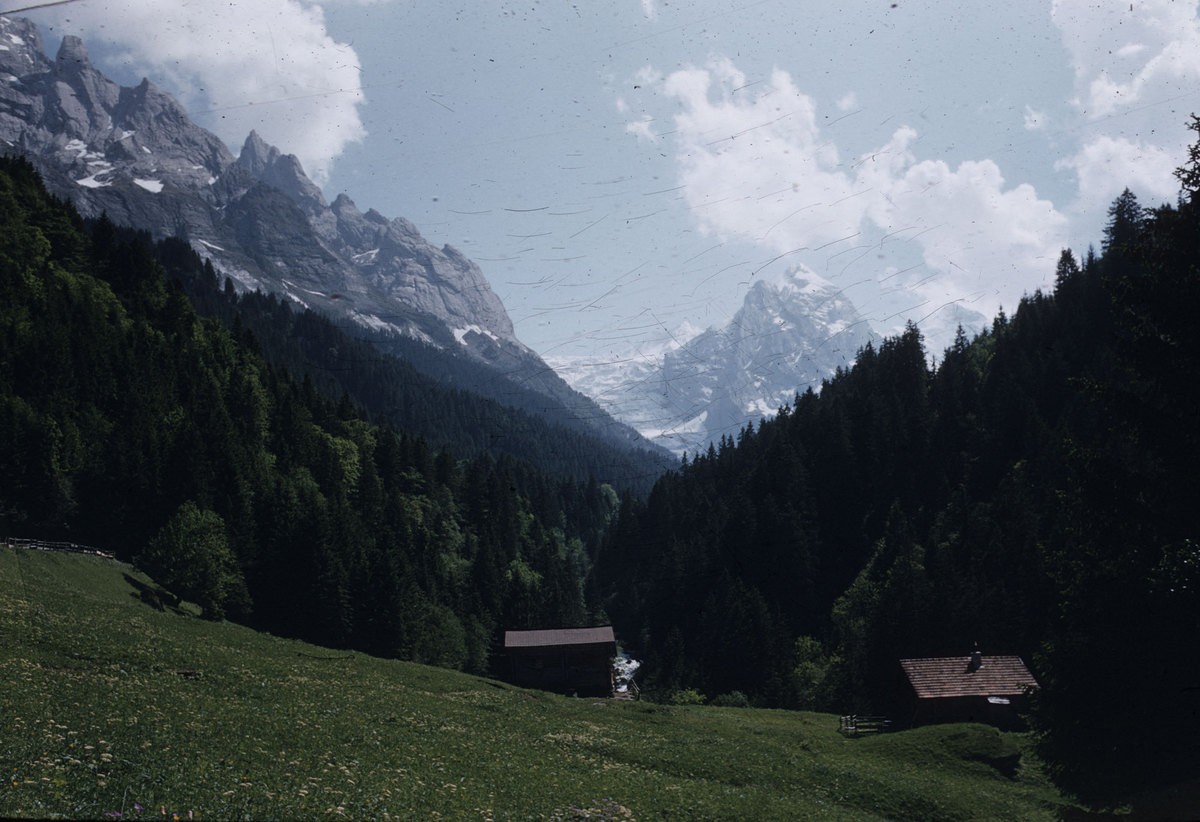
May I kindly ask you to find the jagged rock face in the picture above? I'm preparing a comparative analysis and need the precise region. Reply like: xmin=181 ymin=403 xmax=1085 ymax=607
xmin=323 ymin=192 xmax=517 ymax=342
xmin=0 ymin=15 xmax=672 ymax=456
xmin=0 ymin=15 xmax=523 ymax=363
xmin=660 ymin=271 xmax=878 ymax=447
xmin=0 ymin=24 xmax=234 ymax=189
xmin=551 ymin=269 xmax=879 ymax=456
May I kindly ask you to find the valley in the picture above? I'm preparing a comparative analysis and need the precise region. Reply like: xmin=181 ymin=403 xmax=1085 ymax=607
xmin=1 ymin=547 xmax=1069 ymax=821
xmin=2 ymin=11 xmax=1200 ymax=814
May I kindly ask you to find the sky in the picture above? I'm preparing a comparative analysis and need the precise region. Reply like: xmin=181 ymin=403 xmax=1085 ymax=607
xmin=22 ymin=0 xmax=1200 ymax=362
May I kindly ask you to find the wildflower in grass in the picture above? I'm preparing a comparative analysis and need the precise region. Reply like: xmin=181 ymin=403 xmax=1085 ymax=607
xmin=551 ymin=799 xmax=635 ymax=821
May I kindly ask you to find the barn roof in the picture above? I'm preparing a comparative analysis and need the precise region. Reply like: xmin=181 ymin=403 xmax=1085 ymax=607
xmin=899 ymin=655 xmax=1038 ymax=699
xmin=504 ymin=626 xmax=616 ymax=649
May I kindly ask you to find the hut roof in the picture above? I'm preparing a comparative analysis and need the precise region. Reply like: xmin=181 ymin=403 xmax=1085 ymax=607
xmin=504 ymin=626 xmax=615 ymax=650
xmin=899 ymin=654 xmax=1038 ymax=699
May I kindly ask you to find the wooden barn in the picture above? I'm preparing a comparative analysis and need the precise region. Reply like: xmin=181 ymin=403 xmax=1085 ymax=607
xmin=899 ymin=650 xmax=1038 ymax=729
xmin=503 ymin=626 xmax=617 ymax=696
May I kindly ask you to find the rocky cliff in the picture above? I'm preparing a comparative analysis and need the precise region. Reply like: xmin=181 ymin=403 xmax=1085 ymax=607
xmin=0 ymin=16 xmax=527 ymax=365
xmin=0 ymin=15 xmax=660 ymax=453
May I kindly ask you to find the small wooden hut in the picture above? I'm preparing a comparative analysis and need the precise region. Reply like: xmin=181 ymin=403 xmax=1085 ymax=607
xmin=503 ymin=626 xmax=617 ymax=696
xmin=898 ymin=649 xmax=1038 ymax=728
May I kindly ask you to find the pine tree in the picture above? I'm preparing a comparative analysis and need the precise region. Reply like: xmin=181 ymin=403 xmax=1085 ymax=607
xmin=1053 ymin=248 xmax=1079 ymax=288
xmin=1102 ymin=188 xmax=1144 ymax=255
xmin=1174 ymin=112 xmax=1200 ymax=197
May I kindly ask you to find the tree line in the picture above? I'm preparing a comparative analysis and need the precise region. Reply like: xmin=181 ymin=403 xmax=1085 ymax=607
xmin=0 ymin=155 xmax=619 ymax=674
xmin=592 ymin=122 xmax=1200 ymax=799
xmin=155 ymin=233 xmax=671 ymax=495
xmin=5 ymin=113 xmax=1200 ymax=800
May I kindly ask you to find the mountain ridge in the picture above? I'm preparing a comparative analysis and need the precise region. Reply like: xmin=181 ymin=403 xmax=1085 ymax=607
xmin=0 ymin=14 xmax=664 ymax=457
xmin=552 ymin=268 xmax=879 ymax=455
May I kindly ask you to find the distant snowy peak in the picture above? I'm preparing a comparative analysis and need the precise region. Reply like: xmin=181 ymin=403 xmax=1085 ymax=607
xmin=721 ymin=270 xmax=867 ymax=346
xmin=552 ymin=268 xmax=879 ymax=456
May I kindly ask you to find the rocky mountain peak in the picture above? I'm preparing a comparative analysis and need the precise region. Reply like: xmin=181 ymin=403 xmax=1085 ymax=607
xmin=0 ymin=15 xmax=234 ymax=194
xmin=1 ymin=15 xmax=528 ymax=356
xmin=237 ymin=130 xmax=280 ymax=174
xmin=364 ymin=207 xmax=391 ymax=226
xmin=551 ymin=266 xmax=879 ymax=456
xmin=0 ymin=16 xmax=45 ymax=75
xmin=237 ymin=130 xmax=326 ymax=212
xmin=53 ymin=34 xmax=89 ymax=74
xmin=0 ymin=16 xmax=662 ymax=457
xmin=43 ymin=33 xmax=119 ymax=139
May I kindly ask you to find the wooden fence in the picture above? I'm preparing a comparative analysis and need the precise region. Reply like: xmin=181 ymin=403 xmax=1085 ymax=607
xmin=4 ymin=537 xmax=115 ymax=560
xmin=839 ymin=714 xmax=893 ymax=736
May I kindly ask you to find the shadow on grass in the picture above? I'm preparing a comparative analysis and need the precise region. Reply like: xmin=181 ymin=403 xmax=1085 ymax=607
xmin=123 ymin=573 xmax=186 ymax=615
xmin=295 ymin=651 xmax=355 ymax=660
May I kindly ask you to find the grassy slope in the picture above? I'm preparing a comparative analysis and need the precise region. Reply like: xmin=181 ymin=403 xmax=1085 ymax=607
xmin=1 ymin=547 xmax=1068 ymax=821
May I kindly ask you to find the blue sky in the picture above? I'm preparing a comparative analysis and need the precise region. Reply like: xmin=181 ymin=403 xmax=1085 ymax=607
xmin=25 ymin=0 xmax=1200 ymax=360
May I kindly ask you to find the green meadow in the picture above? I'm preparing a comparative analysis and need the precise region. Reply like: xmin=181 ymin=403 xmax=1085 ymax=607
xmin=2 ymin=546 xmax=1070 ymax=821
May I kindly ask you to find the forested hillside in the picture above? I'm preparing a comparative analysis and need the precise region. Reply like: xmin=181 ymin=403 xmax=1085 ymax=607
xmin=593 ymin=128 xmax=1200 ymax=798
xmin=6 ymin=121 xmax=1200 ymax=804
xmin=0 ymin=156 xmax=617 ymax=672
xmin=120 ymin=232 xmax=672 ymax=494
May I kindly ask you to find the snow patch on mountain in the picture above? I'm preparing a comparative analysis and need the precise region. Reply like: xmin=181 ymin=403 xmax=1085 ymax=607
xmin=550 ymin=267 xmax=879 ymax=456
xmin=351 ymin=310 xmax=399 ymax=333
xmin=74 ymin=172 xmax=110 ymax=188
xmin=453 ymin=324 xmax=501 ymax=346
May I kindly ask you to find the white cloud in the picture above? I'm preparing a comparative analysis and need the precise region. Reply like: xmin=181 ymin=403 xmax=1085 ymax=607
xmin=34 ymin=0 xmax=367 ymax=185
xmin=1054 ymin=0 xmax=1200 ymax=118
xmin=1056 ymin=135 xmax=1179 ymax=209
xmin=661 ymin=61 xmax=862 ymax=251
xmin=1050 ymin=0 xmax=1199 ymax=217
xmin=625 ymin=115 xmax=659 ymax=143
xmin=641 ymin=58 xmax=1068 ymax=330
xmin=641 ymin=0 xmax=657 ymax=19
xmin=865 ymin=128 xmax=1067 ymax=309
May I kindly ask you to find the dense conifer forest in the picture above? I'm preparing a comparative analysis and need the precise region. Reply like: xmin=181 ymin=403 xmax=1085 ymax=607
xmin=161 ymin=243 xmax=672 ymax=494
xmin=4 ymin=112 xmax=1200 ymax=802
xmin=137 ymin=229 xmax=672 ymax=495
xmin=0 ymin=156 xmax=622 ymax=673
xmin=593 ymin=123 xmax=1200 ymax=798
